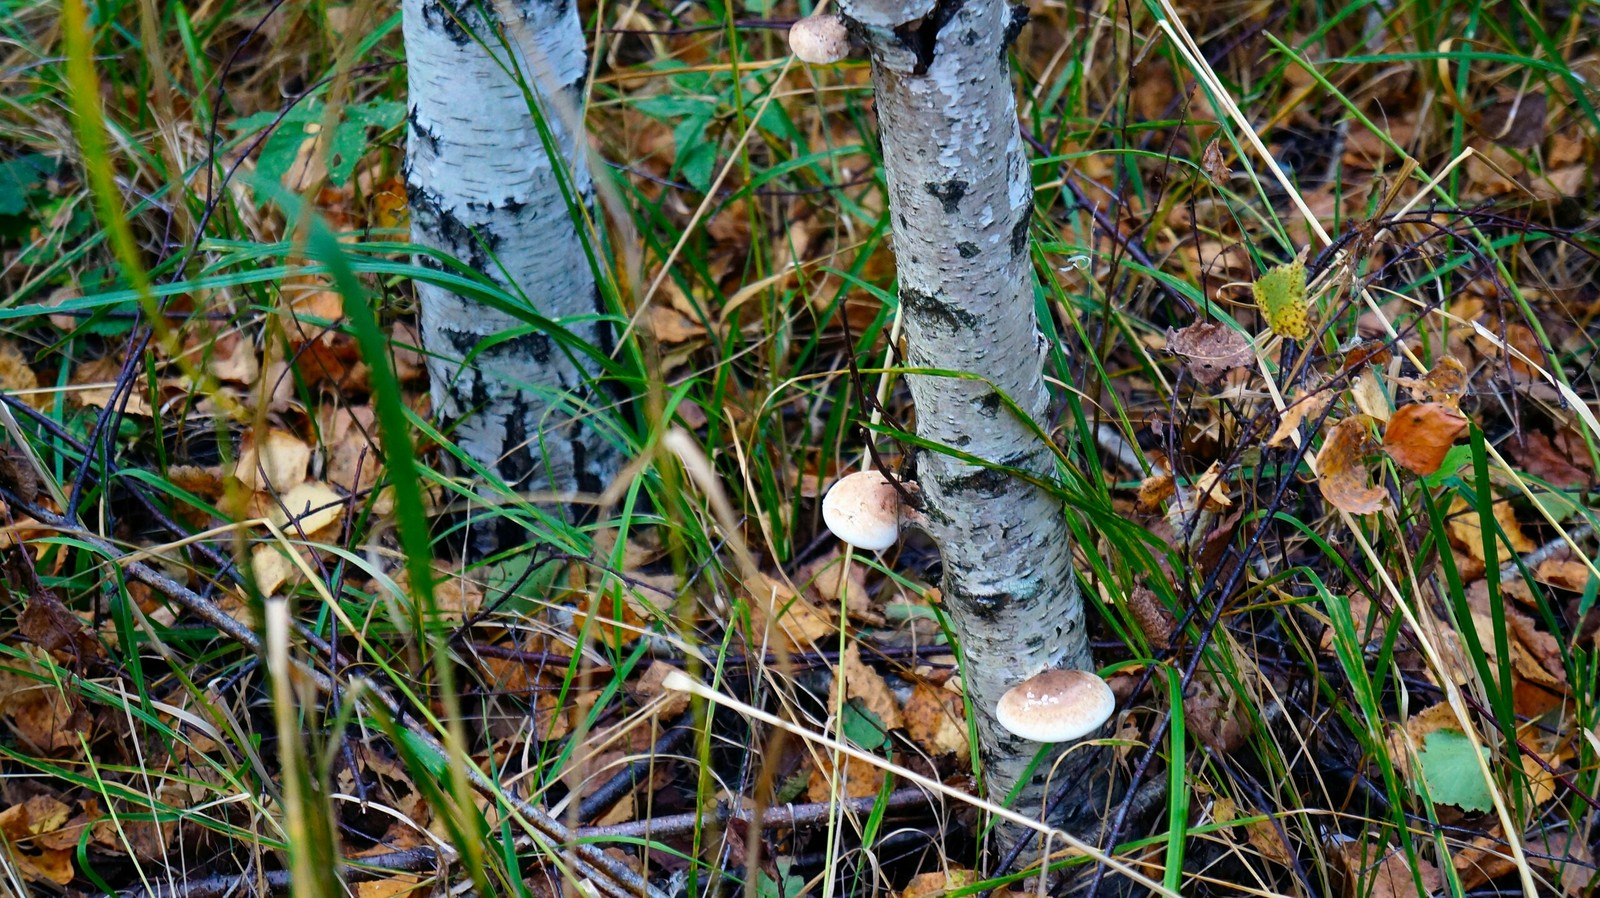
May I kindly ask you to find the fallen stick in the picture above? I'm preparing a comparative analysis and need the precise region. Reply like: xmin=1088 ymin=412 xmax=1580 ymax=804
xmin=10 ymin=496 xmax=662 ymax=898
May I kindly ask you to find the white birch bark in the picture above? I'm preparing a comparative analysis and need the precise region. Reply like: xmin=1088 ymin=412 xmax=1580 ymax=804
xmin=403 ymin=0 xmax=618 ymax=521
xmin=834 ymin=0 xmax=1109 ymax=858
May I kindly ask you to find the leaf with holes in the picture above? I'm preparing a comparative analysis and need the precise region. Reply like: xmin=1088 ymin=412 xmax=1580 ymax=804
xmin=1167 ymin=321 xmax=1254 ymax=384
xmin=1252 ymin=253 xmax=1310 ymax=340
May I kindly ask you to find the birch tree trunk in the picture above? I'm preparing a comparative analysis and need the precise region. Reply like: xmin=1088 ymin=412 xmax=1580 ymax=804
xmin=403 ymin=0 xmax=618 ymax=530
xmin=833 ymin=0 xmax=1110 ymax=859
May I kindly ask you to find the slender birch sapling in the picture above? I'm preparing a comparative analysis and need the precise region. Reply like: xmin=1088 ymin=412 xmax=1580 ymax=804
xmin=812 ymin=0 xmax=1112 ymax=859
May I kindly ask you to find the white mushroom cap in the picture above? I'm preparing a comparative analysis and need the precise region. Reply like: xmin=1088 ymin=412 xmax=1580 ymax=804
xmin=788 ymin=14 xmax=850 ymax=65
xmin=994 ymin=669 xmax=1115 ymax=743
xmin=821 ymin=469 xmax=901 ymax=551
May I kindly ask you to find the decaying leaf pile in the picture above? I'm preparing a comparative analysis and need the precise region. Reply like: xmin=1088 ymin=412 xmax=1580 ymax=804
xmin=0 ymin=1 xmax=1597 ymax=897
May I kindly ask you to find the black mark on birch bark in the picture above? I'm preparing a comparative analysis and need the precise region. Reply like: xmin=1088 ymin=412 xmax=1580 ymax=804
xmin=948 ymin=582 xmax=1007 ymax=621
xmin=937 ymin=465 xmax=1008 ymax=497
xmin=957 ymin=241 xmax=979 ymax=258
xmin=901 ymin=287 xmax=978 ymax=331
xmin=571 ymin=437 xmax=604 ymax=496
xmin=974 ymin=391 xmax=1002 ymax=418
xmin=925 ymin=179 xmax=970 ymax=213
xmin=896 ymin=0 xmax=966 ymax=75
xmin=499 ymin=395 xmax=537 ymax=484
xmin=410 ymin=190 xmax=501 ymax=271
xmin=421 ymin=0 xmax=486 ymax=45
xmin=506 ymin=331 xmax=554 ymax=364
xmin=1010 ymin=213 xmax=1031 ymax=257
xmin=406 ymin=107 xmax=441 ymax=154
xmin=446 ymin=328 xmax=482 ymax=359
xmin=468 ymin=372 xmax=491 ymax=411
xmin=1002 ymin=5 xmax=1029 ymax=54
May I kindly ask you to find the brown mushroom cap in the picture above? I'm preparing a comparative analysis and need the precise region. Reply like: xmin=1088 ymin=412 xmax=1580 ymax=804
xmin=787 ymin=14 xmax=850 ymax=65
xmin=994 ymin=669 xmax=1115 ymax=743
xmin=821 ymin=469 xmax=901 ymax=551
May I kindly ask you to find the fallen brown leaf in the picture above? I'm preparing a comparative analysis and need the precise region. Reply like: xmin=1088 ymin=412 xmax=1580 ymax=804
xmin=1318 ymin=416 xmax=1387 ymax=514
xmin=1408 ymin=356 xmax=1468 ymax=407
xmin=1326 ymin=837 xmax=1443 ymax=898
xmin=831 ymin=642 xmax=904 ymax=731
xmin=1269 ymin=388 xmax=1333 ymax=447
xmin=232 ymin=429 xmax=311 ymax=493
xmin=1448 ymin=495 xmax=1536 ymax=564
xmin=1167 ymin=321 xmax=1254 ymax=384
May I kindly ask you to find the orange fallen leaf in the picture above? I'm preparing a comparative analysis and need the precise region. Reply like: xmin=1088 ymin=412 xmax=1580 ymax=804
xmin=1326 ymin=837 xmax=1443 ymax=898
xmin=903 ymin=683 xmax=970 ymax=761
xmin=901 ymin=868 xmax=979 ymax=898
xmin=831 ymin=643 xmax=904 ymax=731
xmin=1383 ymin=402 xmax=1469 ymax=475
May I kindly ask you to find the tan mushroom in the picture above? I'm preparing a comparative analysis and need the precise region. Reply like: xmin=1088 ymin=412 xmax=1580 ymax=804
xmin=994 ymin=668 xmax=1115 ymax=743
xmin=821 ymin=469 xmax=902 ymax=551
xmin=788 ymin=14 xmax=850 ymax=65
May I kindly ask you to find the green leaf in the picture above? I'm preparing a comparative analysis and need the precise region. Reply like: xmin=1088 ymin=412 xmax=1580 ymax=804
xmin=0 ymin=153 xmax=54 ymax=217
xmin=841 ymin=699 xmax=889 ymax=750
xmin=756 ymin=859 xmax=806 ymax=898
xmin=1416 ymin=729 xmax=1493 ymax=811
xmin=327 ymin=100 xmax=405 ymax=186
xmin=634 ymin=95 xmax=711 ymax=120
xmin=673 ymin=116 xmax=718 ymax=192
xmin=1422 ymin=444 xmax=1474 ymax=487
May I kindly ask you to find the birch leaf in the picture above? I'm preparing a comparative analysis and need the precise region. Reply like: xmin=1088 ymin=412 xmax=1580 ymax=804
xmin=1252 ymin=254 xmax=1311 ymax=340
xmin=1407 ymin=356 xmax=1469 ymax=407
xmin=1383 ymin=403 xmax=1470 ymax=475
xmin=1416 ymin=729 xmax=1493 ymax=811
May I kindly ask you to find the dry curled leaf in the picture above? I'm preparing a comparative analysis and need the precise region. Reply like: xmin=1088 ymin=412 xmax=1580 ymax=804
xmin=19 ymin=593 xmax=104 ymax=667
xmin=830 ymin=643 xmax=904 ymax=731
xmin=1268 ymin=387 xmax=1334 ymax=447
xmin=1167 ymin=321 xmax=1254 ymax=384
xmin=1200 ymin=137 xmax=1232 ymax=186
xmin=1184 ymin=670 xmax=1253 ymax=754
xmin=1341 ymin=339 xmax=1393 ymax=373
xmin=1318 ymin=416 xmax=1387 ymax=514
xmin=1137 ymin=468 xmax=1177 ymax=510
xmin=901 ymin=868 xmax=979 ymax=898
xmin=903 ymin=682 xmax=970 ymax=761
xmin=1509 ymin=429 xmax=1592 ymax=489
xmin=1447 ymin=495 xmax=1535 ymax=563
xmin=1383 ymin=402 xmax=1469 ymax=476
xmin=1478 ymin=91 xmax=1547 ymax=149
xmin=1326 ymin=836 xmax=1443 ymax=898
xmin=1190 ymin=462 xmax=1233 ymax=510
xmin=1409 ymin=357 xmax=1468 ymax=407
